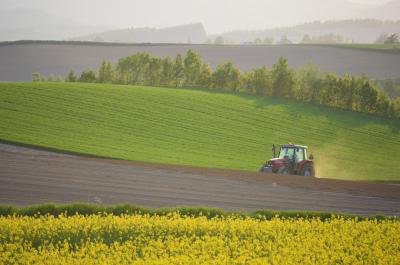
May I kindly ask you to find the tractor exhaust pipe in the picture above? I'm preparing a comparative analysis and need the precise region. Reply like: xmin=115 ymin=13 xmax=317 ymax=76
xmin=272 ymin=144 xmax=276 ymax=158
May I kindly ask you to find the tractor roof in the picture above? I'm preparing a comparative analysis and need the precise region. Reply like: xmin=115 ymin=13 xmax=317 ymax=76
xmin=280 ymin=143 xmax=308 ymax=149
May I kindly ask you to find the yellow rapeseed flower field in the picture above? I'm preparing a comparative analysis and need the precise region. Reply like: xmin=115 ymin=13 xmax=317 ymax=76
xmin=0 ymin=213 xmax=399 ymax=264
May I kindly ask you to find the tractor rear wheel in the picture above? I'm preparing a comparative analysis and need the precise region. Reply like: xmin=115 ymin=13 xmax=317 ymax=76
xmin=303 ymin=167 xmax=315 ymax=177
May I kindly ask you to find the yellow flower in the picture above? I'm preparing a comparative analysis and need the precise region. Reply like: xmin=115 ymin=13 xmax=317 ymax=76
xmin=0 ymin=214 xmax=399 ymax=264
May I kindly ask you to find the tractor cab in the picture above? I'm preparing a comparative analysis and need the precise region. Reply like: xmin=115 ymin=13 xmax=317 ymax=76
xmin=259 ymin=143 xmax=315 ymax=177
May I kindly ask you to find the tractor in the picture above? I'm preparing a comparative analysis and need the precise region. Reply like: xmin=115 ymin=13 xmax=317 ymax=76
xmin=259 ymin=143 xmax=315 ymax=177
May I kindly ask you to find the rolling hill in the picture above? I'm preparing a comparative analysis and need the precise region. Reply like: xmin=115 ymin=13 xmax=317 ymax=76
xmin=0 ymin=82 xmax=399 ymax=181
xmin=73 ymin=23 xmax=207 ymax=44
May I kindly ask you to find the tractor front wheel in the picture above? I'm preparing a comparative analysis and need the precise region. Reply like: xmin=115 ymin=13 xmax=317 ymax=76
xmin=277 ymin=167 xmax=289 ymax=175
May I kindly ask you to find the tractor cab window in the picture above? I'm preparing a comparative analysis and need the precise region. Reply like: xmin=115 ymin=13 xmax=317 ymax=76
xmin=279 ymin=147 xmax=294 ymax=160
xmin=295 ymin=148 xmax=305 ymax=163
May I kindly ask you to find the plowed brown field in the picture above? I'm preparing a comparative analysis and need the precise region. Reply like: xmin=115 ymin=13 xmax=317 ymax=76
xmin=1 ymin=143 xmax=399 ymax=215
xmin=1 ymin=42 xmax=400 ymax=81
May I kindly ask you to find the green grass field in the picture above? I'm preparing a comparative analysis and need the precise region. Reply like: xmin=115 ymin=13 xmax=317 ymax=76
xmin=0 ymin=82 xmax=399 ymax=181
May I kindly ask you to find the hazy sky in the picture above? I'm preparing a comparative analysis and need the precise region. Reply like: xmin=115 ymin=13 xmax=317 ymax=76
xmin=1 ymin=0 xmax=395 ymax=33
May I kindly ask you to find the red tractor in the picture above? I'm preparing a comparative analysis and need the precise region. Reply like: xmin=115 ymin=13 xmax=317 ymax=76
xmin=259 ymin=143 xmax=315 ymax=177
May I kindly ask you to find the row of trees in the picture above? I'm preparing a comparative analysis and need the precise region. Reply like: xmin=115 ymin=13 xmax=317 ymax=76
xmin=375 ymin=33 xmax=399 ymax=44
xmin=33 ymin=50 xmax=400 ymax=118
xmin=301 ymin=34 xmax=350 ymax=44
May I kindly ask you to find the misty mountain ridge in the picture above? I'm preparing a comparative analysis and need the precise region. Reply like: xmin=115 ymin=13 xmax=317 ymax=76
xmin=73 ymin=23 xmax=207 ymax=44
xmin=0 ymin=8 xmax=112 ymax=41
xmin=72 ymin=0 xmax=400 ymax=45
xmin=210 ymin=0 xmax=400 ymax=43
xmin=0 ymin=0 xmax=399 ymax=43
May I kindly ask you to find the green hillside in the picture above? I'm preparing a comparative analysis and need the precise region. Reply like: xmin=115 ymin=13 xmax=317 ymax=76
xmin=316 ymin=43 xmax=400 ymax=52
xmin=0 ymin=82 xmax=399 ymax=181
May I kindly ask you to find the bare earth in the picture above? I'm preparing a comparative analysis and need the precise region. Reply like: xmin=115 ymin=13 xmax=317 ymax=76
xmin=0 ymin=143 xmax=399 ymax=215
xmin=1 ymin=42 xmax=400 ymax=81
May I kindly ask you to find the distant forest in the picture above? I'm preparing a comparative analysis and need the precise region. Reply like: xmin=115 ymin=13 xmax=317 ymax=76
xmin=210 ymin=19 xmax=400 ymax=44
xmin=33 ymin=50 xmax=400 ymax=119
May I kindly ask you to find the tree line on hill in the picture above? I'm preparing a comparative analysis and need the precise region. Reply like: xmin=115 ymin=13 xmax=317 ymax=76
xmin=32 ymin=50 xmax=400 ymax=119
xmin=218 ymin=32 xmax=399 ymax=45
xmin=209 ymin=19 xmax=400 ymax=44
